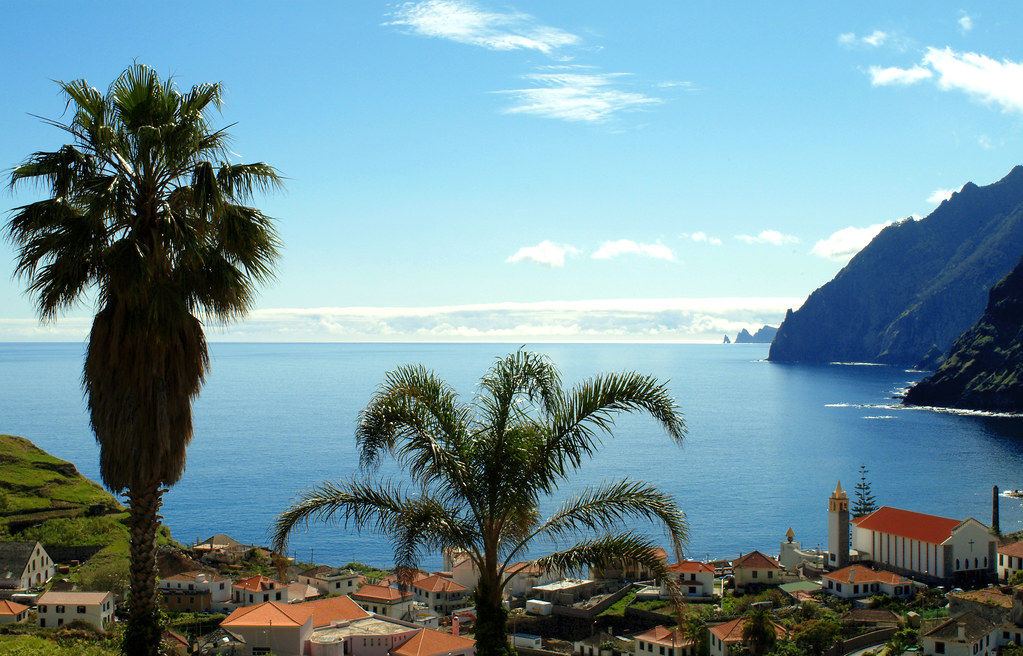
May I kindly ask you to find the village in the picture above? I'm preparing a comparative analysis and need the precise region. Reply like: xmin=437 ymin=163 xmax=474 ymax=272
xmin=2 ymin=480 xmax=1023 ymax=656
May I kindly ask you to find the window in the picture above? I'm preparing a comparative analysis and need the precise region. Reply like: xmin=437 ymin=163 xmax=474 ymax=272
xmin=752 ymin=571 xmax=758 ymax=579
xmin=1001 ymin=555 xmax=1005 ymax=565
xmin=57 ymin=618 xmax=63 ymax=626
xmin=40 ymin=619 xmax=45 ymax=628
xmin=337 ymin=582 xmax=342 ymax=589
xmin=39 ymin=606 xmax=47 ymax=613
xmin=934 ymin=642 xmax=944 ymax=654
xmin=767 ymin=571 xmax=773 ymax=579
xmin=275 ymin=592 xmax=282 ymax=601
xmin=956 ymin=559 xmax=960 ymax=570
xmin=853 ymin=585 xmax=859 ymax=594
xmin=975 ymin=558 xmax=979 ymax=569
xmin=56 ymin=605 xmax=65 ymax=614
xmin=77 ymin=606 xmax=86 ymax=614
xmin=220 ymin=582 xmax=225 ymax=590
xmin=659 ymin=647 xmax=665 ymax=655
xmin=836 ymin=583 xmax=842 ymax=592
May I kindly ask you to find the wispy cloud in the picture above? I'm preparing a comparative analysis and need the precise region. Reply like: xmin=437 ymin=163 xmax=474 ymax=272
xmin=2 ymin=298 xmax=803 ymax=343
xmin=958 ymin=12 xmax=974 ymax=33
xmin=657 ymin=80 xmax=700 ymax=91
xmin=681 ymin=231 xmax=723 ymax=246
xmin=839 ymin=30 xmax=891 ymax=48
xmin=592 ymin=239 xmax=674 ymax=261
xmin=868 ymin=65 xmax=933 ymax=86
xmin=866 ymin=47 xmax=1023 ymax=113
xmin=500 ymin=72 xmax=661 ymax=122
xmin=735 ymin=230 xmax=799 ymax=246
xmin=386 ymin=0 xmax=579 ymax=53
xmin=506 ymin=240 xmax=580 ymax=267
xmin=978 ymin=134 xmax=997 ymax=150
xmin=927 ymin=187 xmax=958 ymax=204
xmin=811 ymin=222 xmax=893 ymax=261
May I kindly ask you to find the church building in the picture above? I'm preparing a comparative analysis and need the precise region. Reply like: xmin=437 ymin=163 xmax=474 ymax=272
xmin=826 ymin=482 xmax=996 ymax=586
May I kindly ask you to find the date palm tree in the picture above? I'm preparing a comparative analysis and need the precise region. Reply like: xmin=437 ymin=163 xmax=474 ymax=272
xmin=273 ymin=350 xmax=687 ymax=656
xmin=742 ymin=607 xmax=779 ymax=656
xmin=7 ymin=64 xmax=282 ymax=656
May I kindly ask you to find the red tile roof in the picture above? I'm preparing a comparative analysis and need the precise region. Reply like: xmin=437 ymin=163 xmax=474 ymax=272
xmin=852 ymin=506 xmax=963 ymax=544
xmin=164 ymin=570 xmax=230 ymax=583
xmin=710 ymin=617 xmax=787 ymax=643
xmin=634 ymin=626 xmax=695 ymax=648
xmin=734 ymin=551 xmax=782 ymax=570
xmin=999 ymin=541 xmax=1023 ymax=558
xmin=392 ymin=628 xmax=476 ymax=656
xmin=233 ymin=575 xmax=279 ymax=593
xmin=507 ymin=562 xmax=542 ymax=575
xmin=222 ymin=601 xmax=312 ymax=627
xmin=0 ymin=599 xmax=28 ymax=616
xmin=822 ymin=565 xmax=909 ymax=586
xmin=667 ymin=561 xmax=715 ymax=574
xmin=353 ymin=584 xmax=412 ymax=602
xmin=414 ymin=574 xmax=469 ymax=593
xmin=302 ymin=595 xmax=371 ymax=627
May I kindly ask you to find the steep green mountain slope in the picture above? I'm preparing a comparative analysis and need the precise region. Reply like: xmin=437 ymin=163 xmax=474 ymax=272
xmin=769 ymin=166 xmax=1023 ymax=366
xmin=903 ymin=257 xmax=1023 ymax=412
xmin=0 ymin=434 xmax=174 ymax=592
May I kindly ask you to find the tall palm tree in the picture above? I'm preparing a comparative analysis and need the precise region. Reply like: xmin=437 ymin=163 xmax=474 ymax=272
xmin=273 ymin=350 xmax=687 ymax=656
xmin=742 ymin=607 xmax=779 ymax=656
xmin=6 ymin=64 xmax=282 ymax=656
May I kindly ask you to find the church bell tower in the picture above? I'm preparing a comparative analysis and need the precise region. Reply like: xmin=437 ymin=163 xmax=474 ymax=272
xmin=827 ymin=481 xmax=849 ymax=570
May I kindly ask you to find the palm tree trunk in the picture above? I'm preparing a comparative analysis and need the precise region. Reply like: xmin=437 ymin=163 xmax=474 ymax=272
xmin=123 ymin=479 xmax=164 ymax=656
xmin=473 ymin=576 xmax=513 ymax=656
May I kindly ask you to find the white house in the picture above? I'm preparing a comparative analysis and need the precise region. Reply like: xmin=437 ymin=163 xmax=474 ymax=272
xmin=661 ymin=561 xmax=715 ymax=599
xmin=0 ymin=600 xmax=29 ymax=625
xmin=411 ymin=574 xmax=470 ymax=615
xmin=232 ymin=575 xmax=288 ymax=605
xmin=822 ymin=564 xmax=913 ymax=599
xmin=850 ymin=506 xmax=996 ymax=585
xmin=998 ymin=541 xmax=1023 ymax=582
xmin=634 ymin=625 xmax=698 ymax=656
xmin=0 ymin=542 xmax=54 ymax=590
xmin=299 ymin=565 xmax=361 ymax=595
xmin=504 ymin=562 xmax=559 ymax=598
xmin=443 ymin=549 xmax=479 ymax=592
xmin=351 ymin=584 xmax=414 ymax=620
xmin=731 ymin=551 xmax=782 ymax=589
xmin=708 ymin=617 xmax=787 ymax=656
xmin=160 ymin=570 xmax=233 ymax=606
xmin=37 ymin=591 xmax=114 ymax=631
xmin=919 ymin=612 xmax=998 ymax=656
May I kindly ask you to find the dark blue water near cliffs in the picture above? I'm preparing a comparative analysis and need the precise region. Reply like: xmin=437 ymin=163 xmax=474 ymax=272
xmin=3 ymin=342 xmax=1023 ymax=570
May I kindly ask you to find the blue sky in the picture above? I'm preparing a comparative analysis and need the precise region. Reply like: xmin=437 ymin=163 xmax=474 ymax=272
xmin=3 ymin=1 xmax=1023 ymax=341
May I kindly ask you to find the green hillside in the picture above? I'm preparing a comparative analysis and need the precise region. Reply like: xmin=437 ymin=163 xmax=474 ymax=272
xmin=0 ymin=434 xmax=174 ymax=593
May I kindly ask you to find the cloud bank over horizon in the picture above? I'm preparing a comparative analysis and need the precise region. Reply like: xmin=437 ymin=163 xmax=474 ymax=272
xmin=1 ymin=297 xmax=803 ymax=343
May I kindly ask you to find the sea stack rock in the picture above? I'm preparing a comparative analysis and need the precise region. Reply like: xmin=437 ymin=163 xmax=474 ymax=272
xmin=723 ymin=335 xmax=731 ymax=344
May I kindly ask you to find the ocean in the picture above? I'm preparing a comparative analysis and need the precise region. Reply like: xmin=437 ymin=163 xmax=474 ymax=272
xmin=3 ymin=342 xmax=1023 ymax=570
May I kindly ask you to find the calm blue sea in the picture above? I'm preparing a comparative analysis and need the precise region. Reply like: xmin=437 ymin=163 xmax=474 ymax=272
xmin=2 ymin=342 xmax=1023 ymax=570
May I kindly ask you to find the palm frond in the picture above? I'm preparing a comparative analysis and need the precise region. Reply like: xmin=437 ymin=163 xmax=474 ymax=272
xmin=525 ymin=532 xmax=672 ymax=585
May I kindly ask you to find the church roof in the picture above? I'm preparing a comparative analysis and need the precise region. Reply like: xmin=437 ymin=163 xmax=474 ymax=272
xmin=852 ymin=506 xmax=964 ymax=544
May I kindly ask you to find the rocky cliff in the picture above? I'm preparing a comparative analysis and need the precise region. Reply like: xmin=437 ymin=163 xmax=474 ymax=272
xmin=903 ymin=257 xmax=1023 ymax=412
xmin=735 ymin=325 xmax=778 ymax=343
xmin=769 ymin=166 xmax=1023 ymax=365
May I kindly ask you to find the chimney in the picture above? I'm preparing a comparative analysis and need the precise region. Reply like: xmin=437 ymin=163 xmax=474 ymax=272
xmin=849 ymin=568 xmax=855 ymax=583
xmin=957 ymin=622 xmax=966 ymax=640
xmin=994 ymin=485 xmax=1001 ymax=534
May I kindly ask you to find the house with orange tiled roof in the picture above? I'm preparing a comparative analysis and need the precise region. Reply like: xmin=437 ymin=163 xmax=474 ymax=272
xmin=661 ymin=561 xmax=715 ymax=599
xmin=352 ymin=584 xmax=414 ymax=620
xmin=846 ymin=505 xmax=996 ymax=585
xmin=732 ymin=551 xmax=782 ymax=589
xmin=997 ymin=541 xmax=1023 ymax=582
xmin=390 ymin=626 xmax=476 ymax=656
xmin=412 ymin=574 xmax=470 ymax=615
xmin=822 ymin=564 xmax=913 ymax=599
xmin=222 ymin=594 xmax=371 ymax=655
xmin=0 ymin=599 xmax=29 ymax=625
xmin=36 ymin=590 xmax=114 ymax=631
xmin=232 ymin=574 xmax=289 ymax=605
xmin=708 ymin=616 xmax=787 ymax=656
xmin=633 ymin=625 xmax=698 ymax=656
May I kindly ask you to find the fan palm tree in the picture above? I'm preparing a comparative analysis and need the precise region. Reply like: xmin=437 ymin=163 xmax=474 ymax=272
xmin=273 ymin=350 xmax=688 ymax=656
xmin=742 ymin=607 xmax=779 ymax=656
xmin=6 ymin=64 xmax=282 ymax=656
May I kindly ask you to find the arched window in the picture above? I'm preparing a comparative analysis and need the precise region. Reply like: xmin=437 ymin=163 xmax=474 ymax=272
xmin=956 ymin=559 xmax=960 ymax=570
xmin=975 ymin=558 xmax=979 ymax=569
xmin=984 ymin=556 xmax=988 ymax=567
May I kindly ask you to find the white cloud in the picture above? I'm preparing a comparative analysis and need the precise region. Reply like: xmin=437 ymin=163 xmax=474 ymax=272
xmin=734 ymin=230 xmax=799 ymax=246
xmin=500 ymin=72 xmax=661 ymax=122
xmin=2 ymin=298 xmax=807 ymax=343
xmin=682 ymin=231 xmax=723 ymax=246
xmin=978 ymin=134 xmax=996 ymax=149
xmin=592 ymin=239 xmax=674 ymax=261
xmin=958 ymin=13 xmax=973 ymax=32
xmin=657 ymin=81 xmax=700 ymax=91
xmin=506 ymin=240 xmax=580 ymax=267
xmin=868 ymin=65 xmax=933 ymax=86
xmin=867 ymin=47 xmax=1023 ymax=113
xmin=386 ymin=0 xmax=580 ymax=53
xmin=839 ymin=30 xmax=891 ymax=48
xmin=927 ymin=187 xmax=958 ymax=204
xmin=811 ymin=222 xmax=894 ymax=261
